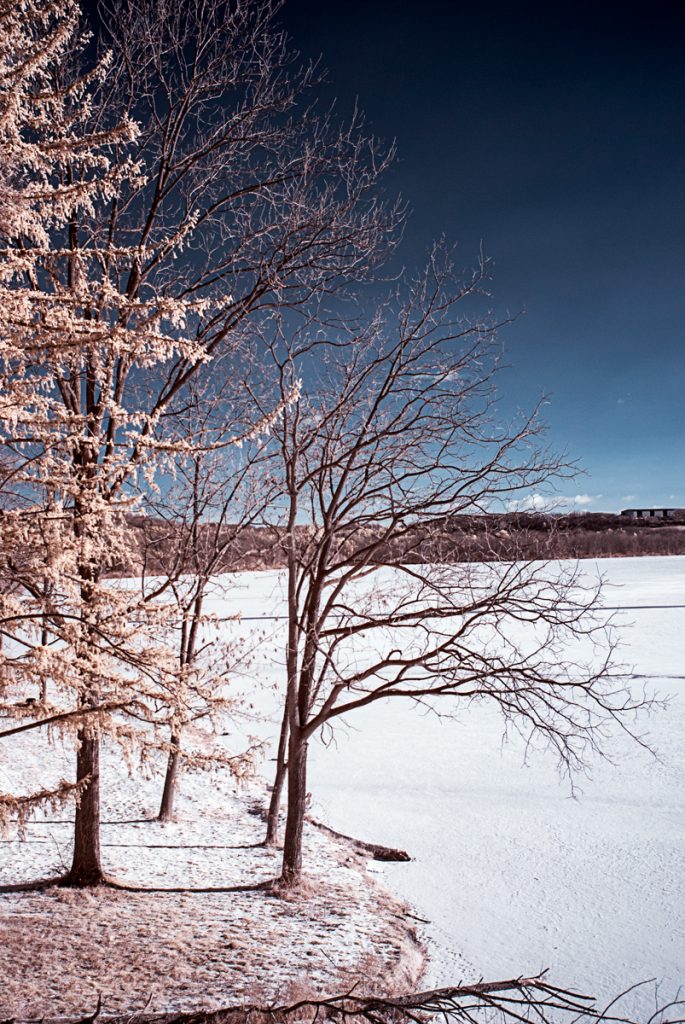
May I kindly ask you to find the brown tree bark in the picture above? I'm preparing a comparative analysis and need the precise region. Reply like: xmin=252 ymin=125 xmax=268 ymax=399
xmin=65 ymin=728 xmax=105 ymax=886
xmin=39 ymin=598 xmax=49 ymax=705
xmin=158 ymin=733 xmax=181 ymax=822
xmin=265 ymin=702 xmax=289 ymax=845
xmin=280 ymin=726 xmax=308 ymax=887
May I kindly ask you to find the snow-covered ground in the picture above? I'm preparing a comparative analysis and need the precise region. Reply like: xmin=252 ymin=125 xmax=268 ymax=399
xmin=1 ymin=556 xmax=683 ymax=1018
xmin=0 ymin=737 xmax=421 ymax=1018
xmin=308 ymin=558 xmax=685 ymax=1016
xmin=214 ymin=557 xmax=685 ymax=1017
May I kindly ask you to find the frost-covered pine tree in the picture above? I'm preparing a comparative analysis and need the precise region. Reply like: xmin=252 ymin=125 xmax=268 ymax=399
xmin=0 ymin=0 xmax=217 ymax=885
xmin=0 ymin=0 xmax=398 ymax=886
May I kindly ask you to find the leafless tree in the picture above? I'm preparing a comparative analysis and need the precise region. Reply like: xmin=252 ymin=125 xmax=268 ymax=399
xmin=251 ymin=250 xmax=648 ymax=887
xmin=135 ymin=382 xmax=282 ymax=823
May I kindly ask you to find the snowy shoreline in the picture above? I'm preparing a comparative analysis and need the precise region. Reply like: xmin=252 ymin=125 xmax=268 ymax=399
xmin=0 ymin=734 xmax=426 ymax=1018
xmin=2 ymin=556 xmax=683 ymax=1018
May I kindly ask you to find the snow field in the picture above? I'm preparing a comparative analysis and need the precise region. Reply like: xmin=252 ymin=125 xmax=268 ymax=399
xmin=201 ymin=558 xmax=685 ymax=1017
xmin=1 ymin=556 xmax=683 ymax=1018
xmin=170 ymin=556 xmax=685 ymax=1018
xmin=303 ymin=558 xmax=685 ymax=1017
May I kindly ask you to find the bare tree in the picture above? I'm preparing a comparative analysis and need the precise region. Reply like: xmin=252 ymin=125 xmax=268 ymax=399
xmin=252 ymin=250 xmax=647 ymax=888
xmin=136 ymin=384 xmax=283 ymax=823
xmin=0 ymin=0 xmax=399 ymax=886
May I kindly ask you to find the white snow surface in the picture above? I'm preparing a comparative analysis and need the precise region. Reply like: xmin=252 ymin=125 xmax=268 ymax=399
xmin=212 ymin=557 xmax=685 ymax=1017
xmin=0 ymin=741 xmax=418 ymax=1018
xmin=2 ymin=555 xmax=684 ymax=1018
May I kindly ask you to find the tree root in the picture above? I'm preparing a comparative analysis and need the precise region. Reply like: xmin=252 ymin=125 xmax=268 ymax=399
xmin=106 ymin=878 xmax=272 ymax=895
xmin=0 ymin=873 xmax=69 ymax=893
xmin=0 ymin=875 xmax=273 ymax=895
xmin=0 ymin=872 xmax=122 ymax=892
xmin=307 ymin=815 xmax=411 ymax=861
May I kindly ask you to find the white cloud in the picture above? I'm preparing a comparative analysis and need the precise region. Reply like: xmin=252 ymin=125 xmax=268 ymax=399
xmin=622 ymin=494 xmax=636 ymax=502
xmin=506 ymin=493 xmax=549 ymax=512
xmin=506 ymin=493 xmax=600 ymax=513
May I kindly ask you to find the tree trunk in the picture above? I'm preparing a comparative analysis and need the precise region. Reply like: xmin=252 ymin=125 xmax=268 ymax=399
xmin=39 ymin=612 xmax=49 ymax=704
xmin=280 ymin=727 xmax=308 ymax=887
xmin=265 ymin=702 xmax=289 ymax=845
xmin=66 ymin=728 xmax=105 ymax=886
xmin=158 ymin=733 xmax=181 ymax=822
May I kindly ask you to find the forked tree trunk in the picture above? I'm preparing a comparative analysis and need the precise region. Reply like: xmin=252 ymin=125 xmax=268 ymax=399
xmin=66 ymin=728 xmax=105 ymax=886
xmin=265 ymin=703 xmax=290 ymax=845
xmin=158 ymin=733 xmax=181 ymax=822
xmin=280 ymin=727 xmax=308 ymax=887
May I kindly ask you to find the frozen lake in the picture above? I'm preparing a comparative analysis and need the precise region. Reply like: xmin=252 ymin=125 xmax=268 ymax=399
xmin=223 ymin=557 xmax=685 ymax=1015
xmin=3 ymin=555 xmax=682 ymax=1017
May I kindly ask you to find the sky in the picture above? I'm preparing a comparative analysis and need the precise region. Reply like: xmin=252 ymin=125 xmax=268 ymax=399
xmin=277 ymin=0 xmax=685 ymax=512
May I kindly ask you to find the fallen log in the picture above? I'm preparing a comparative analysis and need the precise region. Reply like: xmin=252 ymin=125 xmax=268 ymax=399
xmin=307 ymin=815 xmax=411 ymax=861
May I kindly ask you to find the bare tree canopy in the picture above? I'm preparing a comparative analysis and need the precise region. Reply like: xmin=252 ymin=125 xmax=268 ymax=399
xmin=253 ymin=251 xmax=651 ymax=885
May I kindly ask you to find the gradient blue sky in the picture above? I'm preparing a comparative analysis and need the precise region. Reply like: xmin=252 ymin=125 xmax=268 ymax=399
xmin=279 ymin=0 xmax=685 ymax=512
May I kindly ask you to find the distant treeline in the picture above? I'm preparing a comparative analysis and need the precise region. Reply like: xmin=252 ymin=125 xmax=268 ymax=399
xmin=121 ymin=512 xmax=685 ymax=575
xmin=395 ymin=512 xmax=685 ymax=562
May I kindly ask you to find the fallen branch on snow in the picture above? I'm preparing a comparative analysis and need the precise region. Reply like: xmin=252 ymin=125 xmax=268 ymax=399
xmin=307 ymin=816 xmax=411 ymax=862
xmin=10 ymin=972 xmax=677 ymax=1024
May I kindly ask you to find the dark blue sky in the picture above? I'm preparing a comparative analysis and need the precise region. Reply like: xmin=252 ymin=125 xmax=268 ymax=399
xmin=279 ymin=0 xmax=685 ymax=512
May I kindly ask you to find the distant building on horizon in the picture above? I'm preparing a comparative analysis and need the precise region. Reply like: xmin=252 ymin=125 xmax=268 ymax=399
xmin=620 ymin=507 xmax=685 ymax=520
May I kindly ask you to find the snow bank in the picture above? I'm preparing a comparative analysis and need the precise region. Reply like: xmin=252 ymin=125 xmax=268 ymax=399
xmin=0 ymin=731 xmax=424 ymax=1018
